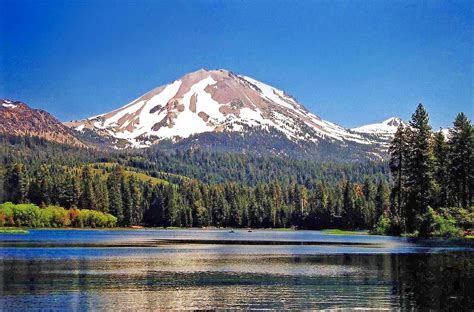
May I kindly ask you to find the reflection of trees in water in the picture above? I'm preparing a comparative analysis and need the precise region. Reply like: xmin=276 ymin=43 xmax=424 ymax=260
xmin=391 ymin=252 xmax=474 ymax=310
xmin=0 ymin=253 xmax=472 ymax=309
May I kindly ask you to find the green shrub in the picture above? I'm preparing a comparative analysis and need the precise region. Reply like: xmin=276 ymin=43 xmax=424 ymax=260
xmin=419 ymin=207 xmax=463 ymax=238
xmin=0 ymin=202 xmax=115 ymax=228
xmin=0 ymin=202 xmax=15 ymax=226
xmin=438 ymin=207 xmax=473 ymax=230
xmin=369 ymin=215 xmax=391 ymax=235
xmin=41 ymin=206 xmax=70 ymax=227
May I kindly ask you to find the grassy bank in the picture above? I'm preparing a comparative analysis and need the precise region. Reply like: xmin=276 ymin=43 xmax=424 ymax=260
xmin=0 ymin=227 xmax=29 ymax=234
xmin=321 ymin=229 xmax=369 ymax=235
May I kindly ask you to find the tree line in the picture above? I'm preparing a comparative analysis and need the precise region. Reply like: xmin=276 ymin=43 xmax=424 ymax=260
xmin=1 ymin=162 xmax=390 ymax=229
xmin=0 ymin=134 xmax=390 ymax=188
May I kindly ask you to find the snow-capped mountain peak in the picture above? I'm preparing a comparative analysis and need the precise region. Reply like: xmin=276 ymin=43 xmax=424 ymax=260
xmin=66 ymin=69 xmax=373 ymax=148
xmin=351 ymin=117 xmax=405 ymax=134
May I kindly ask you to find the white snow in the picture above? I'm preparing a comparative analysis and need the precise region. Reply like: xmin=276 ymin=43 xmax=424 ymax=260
xmin=352 ymin=117 xmax=404 ymax=134
xmin=2 ymin=103 xmax=17 ymax=109
xmin=147 ymin=75 xmax=223 ymax=139
xmin=240 ymin=75 xmax=297 ymax=110
xmin=236 ymin=75 xmax=371 ymax=144
xmin=438 ymin=128 xmax=451 ymax=138
xmin=239 ymin=107 xmax=264 ymax=123
xmin=135 ymin=79 xmax=183 ymax=133
xmin=182 ymin=76 xmax=223 ymax=120
xmin=75 ymin=125 xmax=85 ymax=132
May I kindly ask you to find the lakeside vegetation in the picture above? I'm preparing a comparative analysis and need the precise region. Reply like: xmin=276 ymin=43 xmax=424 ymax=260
xmin=0 ymin=202 xmax=117 ymax=228
xmin=0 ymin=105 xmax=471 ymax=238
xmin=321 ymin=229 xmax=368 ymax=235
xmin=0 ymin=227 xmax=29 ymax=234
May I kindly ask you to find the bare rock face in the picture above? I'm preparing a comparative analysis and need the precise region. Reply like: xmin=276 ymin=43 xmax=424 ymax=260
xmin=66 ymin=68 xmax=379 ymax=151
xmin=0 ymin=99 xmax=87 ymax=148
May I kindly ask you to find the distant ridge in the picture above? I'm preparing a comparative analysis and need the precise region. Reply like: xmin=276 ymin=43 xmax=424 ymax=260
xmin=0 ymin=99 xmax=87 ymax=147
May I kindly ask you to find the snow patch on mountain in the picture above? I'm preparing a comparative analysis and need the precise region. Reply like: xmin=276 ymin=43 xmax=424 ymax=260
xmin=2 ymin=100 xmax=18 ymax=109
xmin=352 ymin=117 xmax=405 ymax=134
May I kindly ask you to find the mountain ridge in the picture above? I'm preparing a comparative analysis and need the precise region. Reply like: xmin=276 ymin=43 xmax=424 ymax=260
xmin=0 ymin=99 xmax=87 ymax=148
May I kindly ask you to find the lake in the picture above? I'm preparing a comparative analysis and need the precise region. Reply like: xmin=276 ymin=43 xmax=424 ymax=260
xmin=0 ymin=229 xmax=473 ymax=310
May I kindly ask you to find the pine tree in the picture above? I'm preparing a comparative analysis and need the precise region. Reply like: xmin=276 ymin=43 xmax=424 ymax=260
xmin=447 ymin=112 xmax=473 ymax=208
xmin=163 ymin=184 xmax=179 ymax=227
xmin=121 ymin=177 xmax=133 ymax=226
xmin=5 ymin=163 xmax=29 ymax=204
xmin=141 ymin=181 xmax=155 ymax=224
xmin=146 ymin=185 xmax=164 ymax=226
xmin=28 ymin=173 xmax=45 ymax=206
xmin=0 ymin=169 xmax=4 ymax=203
xmin=107 ymin=166 xmax=124 ymax=224
xmin=64 ymin=174 xmax=80 ymax=208
xmin=432 ymin=130 xmax=449 ymax=208
xmin=93 ymin=175 xmax=109 ymax=213
xmin=375 ymin=180 xmax=390 ymax=221
xmin=129 ymin=176 xmax=142 ymax=224
xmin=310 ymin=181 xmax=329 ymax=229
xmin=210 ymin=186 xmax=228 ymax=227
xmin=405 ymin=103 xmax=434 ymax=233
xmin=269 ymin=181 xmax=283 ymax=228
xmin=225 ymin=183 xmax=241 ymax=227
xmin=79 ymin=166 xmax=96 ymax=210
xmin=342 ymin=181 xmax=355 ymax=229
xmin=247 ymin=191 xmax=260 ymax=227
xmin=362 ymin=177 xmax=376 ymax=226
xmin=389 ymin=124 xmax=407 ymax=232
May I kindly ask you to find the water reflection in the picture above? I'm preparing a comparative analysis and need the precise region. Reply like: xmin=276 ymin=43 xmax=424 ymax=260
xmin=1 ymin=252 xmax=473 ymax=309
xmin=0 ymin=230 xmax=473 ymax=310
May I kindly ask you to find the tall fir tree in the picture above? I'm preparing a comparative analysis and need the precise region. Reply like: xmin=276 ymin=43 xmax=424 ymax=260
xmin=375 ymin=180 xmax=390 ymax=221
xmin=121 ymin=177 xmax=133 ymax=226
xmin=129 ymin=176 xmax=142 ymax=225
xmin=389 ymin=124 xmax=407 ymax=232
xmin=107 ymin=166 xmax=124 ymax=224
xmin=5 ymin=163 xmax=29 ymax=204
xmin=79 ymin=166 xmax=96 ymax=210
xmin=447 ymin=112 xmax=473 ymax=208
xmin=405 ymin=103 xmax=434 ymax=234
xmin=432 ymin=130 xmax=449 ymax=208
xmin=342 ymin=181 xmax=355 ymax=229
xmin=362 ymin=177 xmax=376 ymax=226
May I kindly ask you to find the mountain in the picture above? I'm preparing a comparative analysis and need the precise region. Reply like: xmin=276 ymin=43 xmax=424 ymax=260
xmin=352 ymin=117 xmax=404 ymax=134
xmin=66 ymin=69 xmax=390 ymax=160
xmin=351 ymin=117 xmax=406 ymax=143
xmin=0 ymin=99 xmax=87 ymax=148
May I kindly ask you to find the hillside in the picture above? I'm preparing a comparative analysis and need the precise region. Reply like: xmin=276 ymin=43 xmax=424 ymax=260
xmin=0 ymin=99 xmax=87 ymax=148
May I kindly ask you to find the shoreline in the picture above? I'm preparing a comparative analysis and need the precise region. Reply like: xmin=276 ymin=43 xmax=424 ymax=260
xmin=1 ymin=227 xmax=472 ymax=241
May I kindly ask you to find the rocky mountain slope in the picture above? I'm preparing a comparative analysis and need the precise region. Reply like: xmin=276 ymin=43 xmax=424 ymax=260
xmin=0 ymin=99 xmax=87 ymax=147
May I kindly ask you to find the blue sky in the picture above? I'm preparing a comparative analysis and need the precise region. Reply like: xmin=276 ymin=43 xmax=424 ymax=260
xmin=1 ymin=0 xmax=472 ymax=128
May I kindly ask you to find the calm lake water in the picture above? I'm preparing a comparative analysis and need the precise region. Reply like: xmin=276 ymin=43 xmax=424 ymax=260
xmin=0 ymin=229 xmax=473 ymax=310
